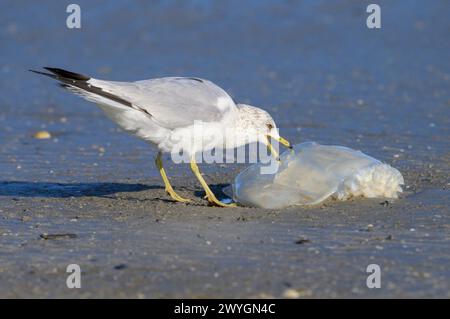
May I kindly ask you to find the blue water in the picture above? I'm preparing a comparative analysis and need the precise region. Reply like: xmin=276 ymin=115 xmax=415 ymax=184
xmin=0 ymin=0 xmax=449 ymax=182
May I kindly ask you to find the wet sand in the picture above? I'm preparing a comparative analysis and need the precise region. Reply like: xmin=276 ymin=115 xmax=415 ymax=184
xmin=0 ymin=0 xmax=449 ymax=298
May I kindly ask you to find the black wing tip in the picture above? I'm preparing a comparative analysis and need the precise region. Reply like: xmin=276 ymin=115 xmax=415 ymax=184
xmin=43 ymin=67 xmax=91 ymax=81
xmin=30 ymin=67 xmax=90 ymax=81
xmin=29 ymin=69 xmax=56 ymax=79
xmin=31 ymin=68 xmax=138 ymax=112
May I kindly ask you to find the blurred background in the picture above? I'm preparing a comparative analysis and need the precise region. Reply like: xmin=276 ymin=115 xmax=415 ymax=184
xmin=0 ymin=0 xmax=449 ymax=182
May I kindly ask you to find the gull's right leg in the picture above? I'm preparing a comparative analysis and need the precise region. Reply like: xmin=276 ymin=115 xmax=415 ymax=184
xmin=155 ymin=152 xmax=191 ymax=203
xmin=189 ymin=157 xmax=236 ymax=207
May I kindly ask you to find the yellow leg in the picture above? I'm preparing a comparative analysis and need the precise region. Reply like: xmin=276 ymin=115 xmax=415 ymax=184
xmin=190 ymin=158 xmax=236 ymax=207
xmin=155 ymin=152 xmax=191 ymax=203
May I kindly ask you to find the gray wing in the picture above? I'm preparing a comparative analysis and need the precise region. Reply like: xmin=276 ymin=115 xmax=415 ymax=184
xmin=90 ymin=77 xmax=237 ymax=129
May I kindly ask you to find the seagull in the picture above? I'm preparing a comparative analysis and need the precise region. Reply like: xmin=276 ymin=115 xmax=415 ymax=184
xmin=31 ymin=67 xmax=292 ymax=207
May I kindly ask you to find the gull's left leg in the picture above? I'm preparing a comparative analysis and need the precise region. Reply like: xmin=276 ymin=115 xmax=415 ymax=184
xmin=155 ymin=152 xmax=191 ymax=203
xmin=189 ymin=158 xmax=236 ymax=207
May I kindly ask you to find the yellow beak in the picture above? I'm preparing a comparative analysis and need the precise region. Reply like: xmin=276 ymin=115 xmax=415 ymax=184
xmin=266 ymin=135 xmax=293 ymax=161
xmin=274 ymin=135 xmax=293 ymax=149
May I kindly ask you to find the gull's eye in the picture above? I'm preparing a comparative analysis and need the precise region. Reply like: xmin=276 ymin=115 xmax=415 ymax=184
xmin=266 ymin=123 xmax=273 ymax=130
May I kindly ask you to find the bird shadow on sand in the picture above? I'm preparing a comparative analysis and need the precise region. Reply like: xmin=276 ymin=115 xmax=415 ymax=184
xmin=123 ymin=183 xmax=233 ymax=205
xmin=194 ymin=183 xmax=232 ymax=200
xmin=0 ymin=181 xmax=159 ymax=198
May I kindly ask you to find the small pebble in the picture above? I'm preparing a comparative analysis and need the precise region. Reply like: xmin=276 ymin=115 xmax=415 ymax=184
xmin=114 ymin=264 xmax=127 ymax=270
xmin=282 ymin=288 xmax=301 ymax=299
xmin=360 ymin=224 xmax=374 ymax=232
xmin=282 ymin=288 xmax=312 ymax=299
xmin=33 ymin=131 xmax=51 ymax=139
xmin=21 ymin=216 xmax=32 ymax=222
xmin=295 ymin=237 xmax=311 ymax=244
xmin=40 ymin=233 xmax=77 ymax=240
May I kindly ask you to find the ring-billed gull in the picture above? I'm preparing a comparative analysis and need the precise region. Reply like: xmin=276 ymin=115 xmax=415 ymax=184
xmin=31 ymin=67 xmax=292 ymax=207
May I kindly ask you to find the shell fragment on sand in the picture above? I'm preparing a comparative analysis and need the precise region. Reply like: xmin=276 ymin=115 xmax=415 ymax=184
xmin=232 ymin=142 xmax=404 ymax=209
xmin=33 ymin=130 xmax=52 ymax=139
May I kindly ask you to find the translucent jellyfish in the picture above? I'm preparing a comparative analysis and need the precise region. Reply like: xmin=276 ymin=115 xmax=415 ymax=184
xmin=232 ymin=142 xmax=404 ymax=209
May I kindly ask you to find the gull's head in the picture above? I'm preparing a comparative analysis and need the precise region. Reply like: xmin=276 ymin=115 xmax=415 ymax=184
xmin=236 ymin=104 xmax=292 ymax=158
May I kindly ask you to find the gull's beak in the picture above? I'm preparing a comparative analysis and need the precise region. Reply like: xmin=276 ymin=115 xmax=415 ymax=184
xmin=276 ymin=136 xmax=293 ymax=149
xmin=265 ymin=135 xmax=293 ymax=161
xmin=267 ymin=134 xmax=293 ymax=149
xmin=266 ymin=139 xmax=280 ymax=161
